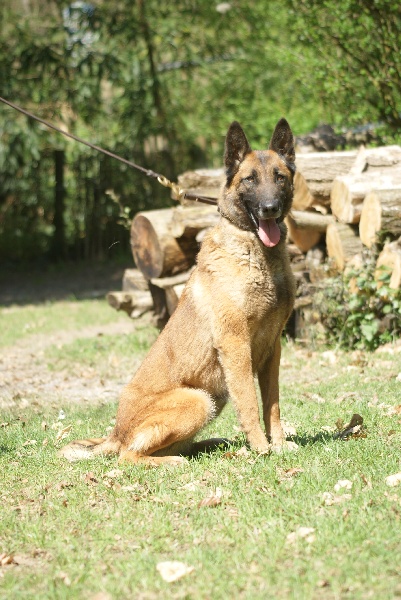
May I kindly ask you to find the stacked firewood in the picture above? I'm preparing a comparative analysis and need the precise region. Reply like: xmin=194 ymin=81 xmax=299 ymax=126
xmin=107 ymin=145 xmax=401 ymax=332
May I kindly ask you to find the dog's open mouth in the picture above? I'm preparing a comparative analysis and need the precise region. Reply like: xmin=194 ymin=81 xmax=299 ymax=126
xmin=246 ymin=207 xmax=281 ymax=248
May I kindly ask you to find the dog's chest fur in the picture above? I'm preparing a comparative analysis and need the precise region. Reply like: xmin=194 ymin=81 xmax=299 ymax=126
xmin=196 ymin=219 xmax=295 ymax=369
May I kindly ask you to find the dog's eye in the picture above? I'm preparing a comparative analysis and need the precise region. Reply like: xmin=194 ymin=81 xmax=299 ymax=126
xmin=242 ymin=175 xmax=255 ymax=183
xmin=276 ymin=173 xmax=286 ymax=183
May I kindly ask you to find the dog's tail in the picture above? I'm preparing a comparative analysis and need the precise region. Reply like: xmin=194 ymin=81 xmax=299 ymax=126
xmin=58 ymin=437 xmax=121 ymax=462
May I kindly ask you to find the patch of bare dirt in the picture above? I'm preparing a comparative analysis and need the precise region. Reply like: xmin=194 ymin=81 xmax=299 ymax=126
xmin=0 ymin=317 xmax=143 ymax=411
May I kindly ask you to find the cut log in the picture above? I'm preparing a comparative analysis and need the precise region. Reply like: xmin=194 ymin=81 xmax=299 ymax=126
xmin=107 ymin=290 xmax=152 ymax=318
xmin=130 ymin=209 xmax=199 ymax=279
xmin=296 ymin=150 xmax=358 ymax=203
xmin=331 ymin=168 xmax=401 ymax=224
xmin=326 ymin=222 xmax=363 ymax=271
xmin=290 ymin=210 xmax=335 ymax=231
xmin=359 ymin=188 xmax=401 ymax=248
xmin=375 ymin=242 xmax=401 ymax=289
xmin=292 ymin=171 xmax=315 ymax=211
xmin=177 ymin=168 xmax=224 ymax=204
xmin=286 ymin=213 xmax=322 ymax=253
xmin=170 ymin=205 xmax=219 ymax=238
xmin=122 ymin=268 xmax=149 ymax=292
xmin=150 ymin=269 xmax=193 ymax=289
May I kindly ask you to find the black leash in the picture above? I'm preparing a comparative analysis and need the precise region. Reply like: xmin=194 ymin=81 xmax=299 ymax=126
xmin=0 ymin=96 xmax=218 ymax=206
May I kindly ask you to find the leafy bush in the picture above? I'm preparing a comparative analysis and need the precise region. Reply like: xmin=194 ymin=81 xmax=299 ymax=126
xmin=315 ymin=257 xmax=401 ymax=350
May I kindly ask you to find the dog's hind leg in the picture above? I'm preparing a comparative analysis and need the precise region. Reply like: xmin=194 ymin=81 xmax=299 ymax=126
xmin=58 ymin=437 xmax=121 ymax=462
xmin=118 ymin=388 xmax=215 ymax=467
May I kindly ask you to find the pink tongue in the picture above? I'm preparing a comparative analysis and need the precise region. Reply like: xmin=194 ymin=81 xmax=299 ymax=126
xmin=258 ymin=218 xmax=281 ymax=247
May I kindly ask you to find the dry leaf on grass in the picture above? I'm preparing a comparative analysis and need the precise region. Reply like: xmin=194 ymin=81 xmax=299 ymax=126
xmin=103 ymin=469 xmax=123 ymax=479
xmin=0 ymin=553 xmax=15 ymax=566
xmin=304 ymin=392 xmax=326 ymax=404
xmin=385 ymin=473 xmax=401 ymax=487
xmin=223 ymin=446 xmax=250 ymax=459
xmin=286 ymin=527 xmax=315 ymax=544
xmin=277 ymin=467 xmax=304 ymax=482
xmin=55 ymin=571 xmax=71 ymax=586
xmin=55 ymin=424 xmax=72 ymax=443
xmin=198 ymin=487 xmax=223 ymax=508
xmin=321 ymin=492 xmax=352 ymax=506
xmin=83 ymin=472 xmax=98 ymax=485
xmin=156 ymin=561 xmax=194 ymax=583
xmin=334 ymin=413 xmax=365 ymax=440
xmin=334 ymin=479 xmax=353 ymax=492
xmin=335 ymin=392 xmax=361 ymax=404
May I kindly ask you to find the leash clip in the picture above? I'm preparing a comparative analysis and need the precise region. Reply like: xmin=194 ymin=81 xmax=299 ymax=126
xmin=157 ymin=175 xmax=185 ymax=201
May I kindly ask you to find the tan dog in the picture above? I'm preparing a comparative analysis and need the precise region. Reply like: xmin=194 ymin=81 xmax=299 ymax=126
xmin=60 ymin=118 xmax=297 ymax=465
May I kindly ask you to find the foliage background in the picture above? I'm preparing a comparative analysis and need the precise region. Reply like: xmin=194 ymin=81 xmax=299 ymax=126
xmin=1 ymin=0 xmax=400 ymax=262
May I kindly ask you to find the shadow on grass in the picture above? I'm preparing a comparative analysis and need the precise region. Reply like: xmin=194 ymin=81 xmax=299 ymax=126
xmin=288 ymin=431 xmax=337 ymax=447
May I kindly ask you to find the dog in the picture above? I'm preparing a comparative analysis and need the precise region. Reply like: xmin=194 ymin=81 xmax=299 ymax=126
xmin=59 ymin=118 xmax=297 ymax=465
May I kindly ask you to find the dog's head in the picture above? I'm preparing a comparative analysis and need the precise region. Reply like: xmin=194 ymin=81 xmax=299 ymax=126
xmin=220 ymin=119 xmax=295 ymax=247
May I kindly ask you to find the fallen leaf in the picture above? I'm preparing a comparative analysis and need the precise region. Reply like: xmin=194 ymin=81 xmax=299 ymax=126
xmin=156 ymin=561 xmax=194 ymax=583
xmin=56 ymin=571 xmax=71 ymax=586
xmin=223 ymin=446 xmax=250 ymax=459
xmin=321 ymin=491 xmax=352 ymax=506
xmin=104 ymin=469 xmax=123 ymax=479
xmin=387 ymin=405 xmax=401 ymax=416
xmin=286 ymin=526 xmax=315 ymax=544
xmin=181 ymin=480 xmax=201 ymax=491
xmin=334 ymin=392 xmax=361 ymax=404
xmin=0 ymin=553 xmax=14 ymax=566
xmin=277 ymin=467 xmax=304 ymax=482
xmin=333 ymin=413 xmax=365 ymax=440
xmin=304 ymin=392 xmax=326 ymax=404
xmin=198 ymin=487 xmax=223 ymax=508
xmin=334 ymin=479 xmax=353 ymax=492
xmin=385 ymin=473 xmax=401 ymax=487
xmin=83 ymin=472 xmax=98 ymax=485
xmin=55 ymin=424 xmax=72 ymax=443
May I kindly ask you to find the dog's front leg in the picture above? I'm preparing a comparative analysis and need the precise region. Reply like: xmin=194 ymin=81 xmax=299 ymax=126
xmin=258 ymin=335 xmax=285 ymax=448
xmin=259 ymin=336 xmax=297 ymax=452
xmin=216 ymin=330 xmax=270 ymax=453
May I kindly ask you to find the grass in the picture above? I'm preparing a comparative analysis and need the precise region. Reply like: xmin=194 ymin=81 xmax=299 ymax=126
xmin=1 ymin=300 xmax=401 ymax=599
xmin=0 ymin=299 xmax=128 ymax=349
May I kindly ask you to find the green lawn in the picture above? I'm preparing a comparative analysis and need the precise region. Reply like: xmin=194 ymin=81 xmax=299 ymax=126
xmin=1 ymin=300 xmax=401 ymax=599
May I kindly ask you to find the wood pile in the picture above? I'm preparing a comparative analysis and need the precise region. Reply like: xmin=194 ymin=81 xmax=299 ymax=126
xmin=107 ymin=144 xmax=401 ymax=334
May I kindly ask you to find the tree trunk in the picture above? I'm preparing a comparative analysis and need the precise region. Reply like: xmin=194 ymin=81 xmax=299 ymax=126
xmin=359 ymin=188 xmax=401 ymax=247
xmin=130 ymin=209 xmax=199 ymax=279
xmin=51 ymin=150 xmax=66 ymax=259
xmin=326 ymin=222 xmax=363 ymax=271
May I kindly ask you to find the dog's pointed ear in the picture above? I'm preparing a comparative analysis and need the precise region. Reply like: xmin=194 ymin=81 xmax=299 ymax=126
xmin=224 ymin=121 xmax=252 ymax=180
xmin=269 ymin=118 xmax=295 ymax=167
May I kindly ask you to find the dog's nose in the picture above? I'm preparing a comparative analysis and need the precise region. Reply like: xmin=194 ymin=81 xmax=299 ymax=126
xmin=258 ymin=200 xmax=281 ymax=220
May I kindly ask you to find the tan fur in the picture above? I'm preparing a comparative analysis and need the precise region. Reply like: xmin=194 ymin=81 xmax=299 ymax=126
xmin=59 ymin=119 xmax=297 ymax=465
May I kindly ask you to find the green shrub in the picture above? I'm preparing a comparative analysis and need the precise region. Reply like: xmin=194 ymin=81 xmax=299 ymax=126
xmin=315 ymin=257 xmax=401 ymax=350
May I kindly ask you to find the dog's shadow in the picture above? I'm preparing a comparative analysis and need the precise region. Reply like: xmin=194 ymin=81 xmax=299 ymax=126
xmin=186 ymin=430 xmax=337 ymax=459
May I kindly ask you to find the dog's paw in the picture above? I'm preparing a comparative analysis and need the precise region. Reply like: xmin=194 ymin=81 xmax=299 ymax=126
xmin=271 ymin=440 xmax=299 ymax=454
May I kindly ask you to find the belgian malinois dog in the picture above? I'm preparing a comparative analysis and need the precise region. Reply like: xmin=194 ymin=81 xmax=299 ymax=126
xmin=60 ymin=118 xmax=297 ymax=465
